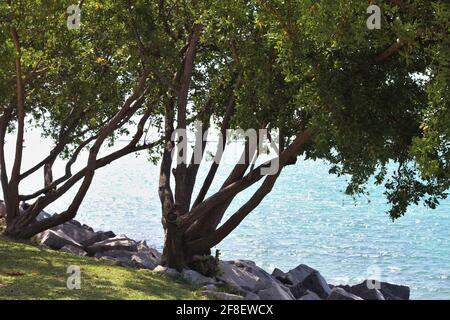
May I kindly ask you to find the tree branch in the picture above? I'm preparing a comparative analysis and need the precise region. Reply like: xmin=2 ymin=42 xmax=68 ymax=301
xmin=375 ymin=39 xmax=405 ymax=63
xmin=8 ymin=27 xmax=25 ymax=221
xmin=174 ymin=23 xmax=203 ymax=214
xmin=182 ymin=129 xmax=312 ymax=229
xmin=16 ymin=73 xmax=150 ymax=228
xmin=187 ymin=129 xmax=312 ymax=251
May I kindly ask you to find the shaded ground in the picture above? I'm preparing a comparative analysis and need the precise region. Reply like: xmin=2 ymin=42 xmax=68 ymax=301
xmin=0 ymin=235 xmax=205 ymax=300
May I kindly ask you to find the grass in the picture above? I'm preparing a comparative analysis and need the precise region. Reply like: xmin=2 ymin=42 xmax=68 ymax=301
xmin=0 ymin=235 xmax=206 ymax=300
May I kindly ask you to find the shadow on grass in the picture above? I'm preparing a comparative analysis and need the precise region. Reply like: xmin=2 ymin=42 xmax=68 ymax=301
xmin=0 ymin=236 xmax=203 ymax=300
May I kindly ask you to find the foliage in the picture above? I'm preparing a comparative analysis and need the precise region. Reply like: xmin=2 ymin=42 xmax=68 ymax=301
xmin=0 ymin=1 xmax=448 ymax=242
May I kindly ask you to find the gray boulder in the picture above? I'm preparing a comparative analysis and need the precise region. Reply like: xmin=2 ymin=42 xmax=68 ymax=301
xmin=298 ymin=290 xmax=322 ymax=300
xmin=257 ymin=282 xmax=295 ymax=300
xmin=379 ymin=281 xmax=410 ymax=300
xmin=37 ymin=229 xmax=83 ymax=250
xmin=233 ymin=260 xmax=277 ymax=286
xmin=290 ymin=282 xmax=309 ymax=299
xmin=94 ymin=250 xmax=135 ymax=267
xmin=300 ymin=271 xmax=332 ymax=299
xmin=82 ymin=224 xmax=94 ymax=232
xmin=272 ymin=268 xmax=293 ymax=285
xmin=80 ymin=231 xmax=116 ymax=248
xmin=35 ymin=210 xmax=51 ymax=222
xmin=339 ymin=282 xmax=385 ymax=300
xmin=344 ymin=280 xmax=409 ymax=300
xmin=52 ymin=222 xmax=95 ymax=244
xmin=153 ymin=265 xmax=181 ymax=278
xmin=137 ymin=240 xmax=149 ymax=251
xmin=94 ymin=249 xmax=134 ymax=259
xmin=131 ymin=252 xmax=159 ymax=270
xmin=66 ymin=219 xmax=82 ymax=228
xmin=86 ymin=235 xmax=138 ymax=255
xmin=60 ymin=244 xmax=87 ymax=256
xmin=328 ymin=287 xmax=363 ymax=300
xmin=202 ymin=291 xmax=243 ymax=300
xmin=136 ymin=241 xmax=162 ymax=260
xmin=244 ymin=291 xmax=261 ymax=300
xmin=202 ymin=284 xmax=218 ymax=291
xmin=182 ymin=269 xmax=216 ymax=286
xmin=217 ymin=260 xmax=280 ymax=293
xmin=132 ymin=242 xmax=161 ymax=270
xmin=217 ymin=260 xmax=261 ymax=292
xmin=272 ymin=264 xmax=317 ymax=286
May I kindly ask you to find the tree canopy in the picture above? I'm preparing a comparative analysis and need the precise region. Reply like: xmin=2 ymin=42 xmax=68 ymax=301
xmin=0 ymin=0 xmax=448 ymax=268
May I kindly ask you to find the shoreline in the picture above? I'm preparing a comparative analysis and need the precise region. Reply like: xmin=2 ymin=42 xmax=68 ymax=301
xmin=27 ymin=210 xmax=410 ymax=300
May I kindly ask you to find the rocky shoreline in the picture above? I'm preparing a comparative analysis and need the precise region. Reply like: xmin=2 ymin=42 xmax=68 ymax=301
xmin=8 ymin=209 xmax=411 ymax=300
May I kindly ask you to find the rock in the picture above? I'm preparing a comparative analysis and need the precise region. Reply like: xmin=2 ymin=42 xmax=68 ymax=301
xmin=182 ymin=269 xmax=216 ymax=286
xmin=328 ymin=287 xmax=363 ymax=300
xmin=290 ymin=282 xmax=309 ymax=299
xmin=153 ymin=265 xmax=180 ymax=278
xmin=136 ymin=242 xmax=162 ymax=260
xmin=94 ymin=250 xmax=135 ymax=267
xmin=131 ymin=251 xmax=160 ymax=270
xmin=96 ymin=256 xmax=118 ymax=265
xmin=60 ymin=245 xmax=87 ymax=256
xmin=66 ymin=219 xmax=82 ymax=228
xmin=137 ymin=240 xmax=149 ymax=251
xmin=94 ymin=249 xmax=134 ymax=259
xmin=86 ymin=235 xmax=138 ymax=255
xmin=89 ymin=242 xmax=160 ymax=270
xmin=131 ymin=242 xmax=161 ymax=269
xmin=82 ymin=224 xmax=94 ymax=232
xmin=343 ymin=280 xmax=409 ymax=300
xmin=272 ymin=268 xmax=293 ymax=285
xmin=244 ymin=291 xmax=261 ymax=300
xmin=339 ymin=282 xmax=385 ymax=300
xmin=300 ymin=271 xmax=332 ymax=299
xmin=217 ymin=261 xmax=260 ymax=292
xmin=379 ymin=281 xmax=410 ymax=300
xmin=233 ymin=260 xmax=276 ymax=285
xmin=257 ymin=282 xmax=295 ymax=300
xmin=37 ymin=229 xmax=83 ymax=250
xmin=35 ymin=210 xmax=51 ymax=222
xmin=202 ymin=284 xmax=218 ymax=291
xmin=52 ymin=223 xmax=95 ymax=244
xmin=202 ymin=291 xmax=243 ymax=300
xmin=272 ymin=264 xmax=317 ymax=286
xmin=217 ymin=260 xmax=279 ymax=293
xmin=286 ymin=264 xmax=317 ymax=286
xmin=80 ymin=231 xmax=116 ymax=248
xmin=298 ymin=290 xmax=322 ymax=300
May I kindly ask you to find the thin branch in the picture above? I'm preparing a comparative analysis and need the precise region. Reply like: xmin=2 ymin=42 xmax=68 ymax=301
xmin=174 ymin=23 xmax=203 ymax=213
xmin=191 ymin=76 xmax=242 ymax=208
xmin=375 ymin=39 xmax=405 ymax=63
xmin=182 ymin=129 xmax=312 ymax=229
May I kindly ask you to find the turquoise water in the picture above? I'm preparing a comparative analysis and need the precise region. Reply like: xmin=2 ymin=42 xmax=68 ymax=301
xmin=7 ymin=134 xmax=450 ymax=299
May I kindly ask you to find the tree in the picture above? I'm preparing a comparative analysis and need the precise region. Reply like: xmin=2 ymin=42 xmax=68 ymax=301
xmin=128 ymin=0 xmax=448 ymax=270
xmin=0 ymin=1 xmax=160 ymax=238
xmin=1 ymin=1 xmax=447 ymax=272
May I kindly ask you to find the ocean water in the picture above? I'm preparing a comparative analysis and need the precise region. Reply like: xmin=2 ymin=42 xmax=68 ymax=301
xmin=4 ymin=134 xmax=450 ymax=299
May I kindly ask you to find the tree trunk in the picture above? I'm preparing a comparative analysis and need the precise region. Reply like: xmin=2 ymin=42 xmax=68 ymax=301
xmin=162 ymin=223 xmax=186 ymax=271
xmin=161 ymin=207 xmax=218 ymax=271
xmin=4 ymin=209 xmax=25 ymax=239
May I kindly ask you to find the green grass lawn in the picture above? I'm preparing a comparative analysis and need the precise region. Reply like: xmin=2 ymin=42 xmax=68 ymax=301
xmin=0 ymin=235 xmax=205 ymax=300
